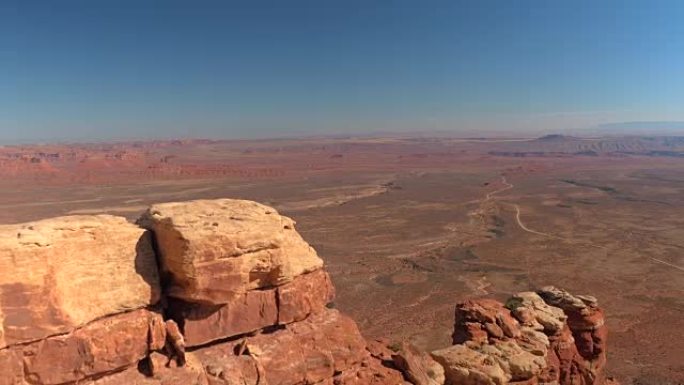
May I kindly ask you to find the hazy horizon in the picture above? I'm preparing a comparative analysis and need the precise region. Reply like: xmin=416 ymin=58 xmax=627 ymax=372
xmin=2 ymin=0 xmax=684 ymax=142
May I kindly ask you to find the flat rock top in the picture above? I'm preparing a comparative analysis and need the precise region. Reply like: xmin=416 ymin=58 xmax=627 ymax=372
xmin=1 ymin=215 xmax=138 ymax=247
xmin=141 ymin=199 xmax=293 ymax=239
xmin=0 ymin=214 xmax=160 ymax=348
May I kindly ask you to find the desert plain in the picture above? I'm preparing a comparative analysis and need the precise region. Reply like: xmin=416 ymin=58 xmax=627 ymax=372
xmin=1 ymin=134 xmax=683 ymax=385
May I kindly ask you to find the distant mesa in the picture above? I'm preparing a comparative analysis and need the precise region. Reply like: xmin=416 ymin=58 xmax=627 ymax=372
xmin=535 ymin=134 xmax=575 ymax=141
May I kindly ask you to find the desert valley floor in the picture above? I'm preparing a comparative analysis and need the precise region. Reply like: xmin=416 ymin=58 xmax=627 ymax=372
xmin=1 ymin=135 xmax=683 ymax=385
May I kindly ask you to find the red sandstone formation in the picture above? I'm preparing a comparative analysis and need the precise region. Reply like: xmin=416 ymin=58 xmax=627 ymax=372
xmin=442 ymin=290 xmax=620 ymax=385
xmin=0 ymin=198 xmax=619 ymax=384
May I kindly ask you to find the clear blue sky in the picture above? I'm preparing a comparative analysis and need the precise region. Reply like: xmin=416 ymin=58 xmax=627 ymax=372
xmin=1 ymin=0 xmax=683 ymax=142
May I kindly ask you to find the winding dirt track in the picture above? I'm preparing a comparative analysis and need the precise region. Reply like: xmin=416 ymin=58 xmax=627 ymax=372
xmin=491 ymin=176 xmax=684 ymax=271
xmin=492 ymin=176 xmax=603 ymax=246
xmin=649 ymin=257 xmax=684 ymax=272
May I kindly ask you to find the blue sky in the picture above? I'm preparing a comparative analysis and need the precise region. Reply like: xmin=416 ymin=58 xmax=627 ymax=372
xmin=1 ymin=0 xmax=683 ymax=141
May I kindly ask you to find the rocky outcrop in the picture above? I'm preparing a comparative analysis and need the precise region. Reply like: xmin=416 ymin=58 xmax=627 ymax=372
xmin=0 ymin=199 xmax=404 ymax=384
xmin=137 ymin=199 xmax=323 ymax=304
xmin=0 ymin=198 xmax=619 ymax=385
xmin=441 ymin=288 xmax=617 ymax=385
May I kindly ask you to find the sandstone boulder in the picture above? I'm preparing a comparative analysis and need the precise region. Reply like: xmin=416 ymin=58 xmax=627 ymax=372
xmin=0 ymin=215 xmax=160 ymax=349
xmin=138 ymin=199 xmax=323 ymax=304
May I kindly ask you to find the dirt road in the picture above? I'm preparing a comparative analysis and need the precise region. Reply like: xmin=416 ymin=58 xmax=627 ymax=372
xmin=493 ymin=176 xmax=684 ymax=271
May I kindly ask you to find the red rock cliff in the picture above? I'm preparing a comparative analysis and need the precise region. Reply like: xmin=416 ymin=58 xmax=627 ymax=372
xmin=0 ymin=199 xmax=619 ymax=385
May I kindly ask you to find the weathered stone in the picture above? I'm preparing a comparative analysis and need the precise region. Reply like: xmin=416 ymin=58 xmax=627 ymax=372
xmin=508 ymin=292 xmax=566 ymax=334
xmin=327 ymin=357 xmax=407 ymax=385
xmin=0 ymin=215 xmax=160 ymax=348
xmin=537 ymin=286 xmax=593 ymax=312
xmin=150 ymin=315 xmax=167 ymax=352
xmin=277 ymin=269 xmax=335 ymax=324
xmin=454 ymin=299 xmax=520 ymax=345
xmin=536 ymin=287 xmax=609 ymax=383
xmin=476 ymin=340 xmax=546 ymax=381
xmin=392 ymin=342 xmax=445 ymax=385
xmin=431 ymin=344 xmax=508 ymax=385
xmin=138 ymin=199 xmax=323 ymax=304
xmin=538 ymin=288 xmax=605 ymax=331
xmin=190 ymin=310 xmax=368 ymax=385
xmin=517 ymin=327 xmax=550 ymax=357
xmin=485 ymin=322 xmax=505 ymax=339
xmin=165 ymin=319 xmax=186 ymax=365
xmin=243 ymin=309 xmax=367 ymax=385
xmin=0 ymin=347 xmax=25 ymax=385
xmin=170 ymin=269 xmax=333 ymax=347
xmin=22 ymin=309 xmax=163 ymax=385
xmin=497 ymin=313 xmax=521 ymax=339
xmin=366 ymin=338 xmax=396 ymax=362
xmin=453 ymin=322 xmax=488 ymax=345
xmin=148 ymin=351 xmax=170 ymax=377
xmin=169 ymin=289 xmax=278 ymax=347
xmin=87 ymin=352 xmax=209 ymax=385
xmin=194 ymin=347 xmax=262 ymax=385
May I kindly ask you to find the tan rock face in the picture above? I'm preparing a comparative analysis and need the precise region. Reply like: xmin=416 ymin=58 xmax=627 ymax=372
xmin=431 ymin=344 xmax=508 ymax=385
xmin=0 ymin=215 xmax=160 ymax=349
xmin=138 ymin=199 xmax=323 ymax=304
